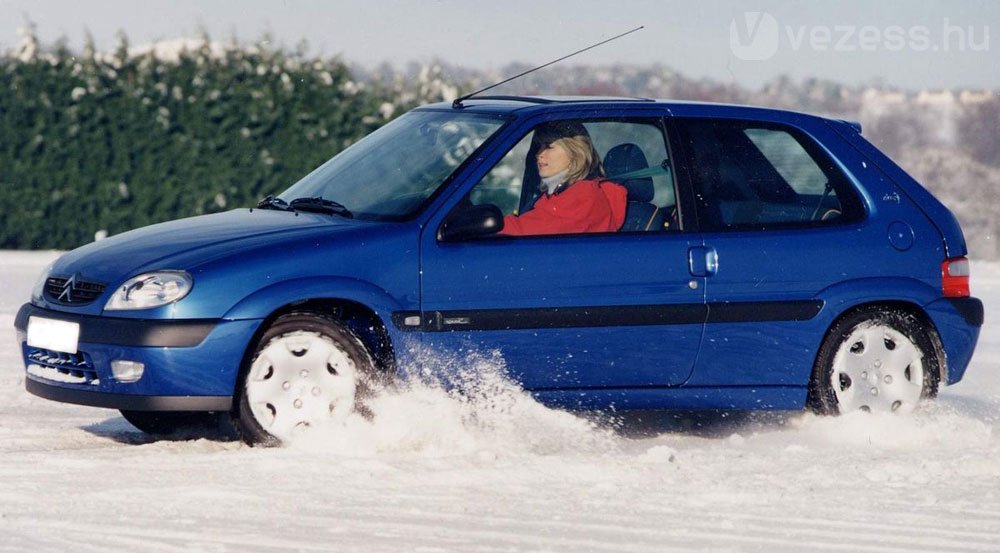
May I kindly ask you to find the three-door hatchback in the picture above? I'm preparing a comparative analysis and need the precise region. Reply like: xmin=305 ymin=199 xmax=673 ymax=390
xmin=15 ymin=96 xmax=984 ymax=445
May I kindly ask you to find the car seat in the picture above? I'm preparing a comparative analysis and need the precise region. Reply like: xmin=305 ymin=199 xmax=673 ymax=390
xmin=604 ymin=143 xmax=666 ymax=231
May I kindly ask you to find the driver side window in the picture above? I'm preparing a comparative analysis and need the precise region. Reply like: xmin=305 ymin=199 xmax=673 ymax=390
xmin=468 ymin=133 xmax=532 ymax=215
xmin=465 ymin=118 xmax=679 ymax=236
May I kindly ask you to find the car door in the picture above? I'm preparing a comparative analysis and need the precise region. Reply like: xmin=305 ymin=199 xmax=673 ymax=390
xmin=669 ymin=114 xmax=874 ymax=388
xmin=416 ymin=115 xmax=706 ymax=391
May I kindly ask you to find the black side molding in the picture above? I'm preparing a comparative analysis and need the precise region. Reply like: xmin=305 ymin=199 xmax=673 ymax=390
xmin=706 ymin=300 xmax=823 ymax=323
xmin=393 ymin=300 xmax=823 ymax=332
xmin=15 ymin=303 xmax=217 ymax=347
xmin=947 ymin=297 xmax=984 ymax=327
xmin=26 ymin=377 xmax=232 ymax=411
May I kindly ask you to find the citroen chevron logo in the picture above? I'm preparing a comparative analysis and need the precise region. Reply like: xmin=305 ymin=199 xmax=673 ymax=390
xmin=58 ymin=274 xmax=76 ymax=302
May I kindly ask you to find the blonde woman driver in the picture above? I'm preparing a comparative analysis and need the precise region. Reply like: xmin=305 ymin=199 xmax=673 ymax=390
xmin=500 ymin=121 xmax=627 ymax=236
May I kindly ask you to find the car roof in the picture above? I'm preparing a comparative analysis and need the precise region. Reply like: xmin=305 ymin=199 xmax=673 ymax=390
xmin=416 ymin=95 xmax=848 ymax=127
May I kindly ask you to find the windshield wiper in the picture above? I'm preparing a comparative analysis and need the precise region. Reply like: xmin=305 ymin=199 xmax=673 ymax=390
xmin=256 ymin=195 xmax=292 ymax=211
xmin=256 ymin=195 xmax=353 ymax=218
xmin=289 ymin=197 xmax=353 ymax=218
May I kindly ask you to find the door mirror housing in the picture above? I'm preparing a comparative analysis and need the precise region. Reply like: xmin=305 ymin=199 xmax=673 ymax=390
xmin=438 ymin=204 xmax=504 ymax=242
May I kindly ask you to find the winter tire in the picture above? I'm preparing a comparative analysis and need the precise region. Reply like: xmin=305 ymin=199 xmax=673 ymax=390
xmin=809 ymin=306 xmax=942 ymax=415
xmin=235 ymin=312 xmax=376 ymax=446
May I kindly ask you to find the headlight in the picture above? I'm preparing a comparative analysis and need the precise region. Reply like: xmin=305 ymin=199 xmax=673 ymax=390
xmin=105 ymin=271 xmax=193 ymax=311
xmin=31 ymin=261 xmax=56 ymax=302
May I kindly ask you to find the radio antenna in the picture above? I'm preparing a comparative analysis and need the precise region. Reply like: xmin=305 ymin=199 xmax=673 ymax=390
xmin=452 ymin=26 xmax=644 ymax=108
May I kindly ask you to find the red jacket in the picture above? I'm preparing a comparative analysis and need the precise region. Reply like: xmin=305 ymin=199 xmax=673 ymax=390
xmin=500 ymin=179 xmax=628 ymax=237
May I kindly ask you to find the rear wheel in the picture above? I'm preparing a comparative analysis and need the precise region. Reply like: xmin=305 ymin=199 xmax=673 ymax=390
xmin=234 ymin=313 xmax=377 ymax=446
xmin=120 ymin=410 xmax=221 ymax=435
xmin=809 ymin=306 xmax=941 ymax=415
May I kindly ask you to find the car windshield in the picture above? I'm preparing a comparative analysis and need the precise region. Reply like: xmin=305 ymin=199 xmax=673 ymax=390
xmin=278 ymin=110 xmax=507 ymax=220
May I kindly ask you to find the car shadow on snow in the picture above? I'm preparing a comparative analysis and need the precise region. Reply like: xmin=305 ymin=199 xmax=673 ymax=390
xmin=82 ymin=413 xmax=240 ymax=444
xmin=80 ymin=409 xmax=806 ymax=444
xmin=600 ymin=409 xmax=801 ymax=439
xmin=601 ymin=394 xmax=1000 ymax=440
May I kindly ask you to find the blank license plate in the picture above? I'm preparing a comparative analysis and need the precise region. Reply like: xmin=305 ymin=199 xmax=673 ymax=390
xmin=27 ymin=316 xmax=80 ymax=354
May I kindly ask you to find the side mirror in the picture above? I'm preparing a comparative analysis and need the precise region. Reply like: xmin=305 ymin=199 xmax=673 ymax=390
xmin=438 ymin=204 xmax=504 ymax=242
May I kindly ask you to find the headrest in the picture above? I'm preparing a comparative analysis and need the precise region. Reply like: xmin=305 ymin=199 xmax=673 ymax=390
xmin=604 ymin=143 xmax=654 ymax=203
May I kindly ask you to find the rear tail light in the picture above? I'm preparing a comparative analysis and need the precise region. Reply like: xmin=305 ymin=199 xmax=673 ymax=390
xmin=941 ymin=257 xmax=970 ymax=298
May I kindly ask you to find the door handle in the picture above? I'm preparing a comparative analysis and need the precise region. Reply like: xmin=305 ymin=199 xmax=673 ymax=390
xmin=688 ymin=246 xmax=719 ymax=277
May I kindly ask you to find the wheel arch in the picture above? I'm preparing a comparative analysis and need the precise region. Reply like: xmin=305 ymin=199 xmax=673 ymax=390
xmin=814 ymin=299 xmax=948 ymax=397
xmin=257 ymin=298 xmax=396 ymax=373
xmin=815 ymin=275 xmax=947 ymax=381
xmin=223 ymin=277 xmax=409 ymax=404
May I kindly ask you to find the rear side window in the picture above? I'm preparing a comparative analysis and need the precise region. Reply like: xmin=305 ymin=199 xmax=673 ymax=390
xmin=675 ymin=119 xmax=864 ymax=231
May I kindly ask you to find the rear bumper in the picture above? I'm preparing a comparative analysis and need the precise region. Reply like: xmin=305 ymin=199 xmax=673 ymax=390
xmin=26 ymin=377 xmax=232 ymax=411
xmin=925 ymin=296 xmax=984 ymax=385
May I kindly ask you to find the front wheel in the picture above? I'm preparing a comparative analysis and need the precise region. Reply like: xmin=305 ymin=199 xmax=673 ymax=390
xmin=234 ymin=313 xmax=377 ymax=446
xmin=809 ymin=306 xmax=941 ymax=415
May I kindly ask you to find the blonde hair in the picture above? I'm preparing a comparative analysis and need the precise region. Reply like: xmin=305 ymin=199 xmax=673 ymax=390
xmin=552 ymin=135 xmax=604 ymax=184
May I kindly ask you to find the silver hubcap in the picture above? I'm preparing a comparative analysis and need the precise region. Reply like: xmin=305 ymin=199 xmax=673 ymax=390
xmin=831 ymin=324 xmax=925 ymax=414
xmin=246 ymin=330 xmax=358 ymax=440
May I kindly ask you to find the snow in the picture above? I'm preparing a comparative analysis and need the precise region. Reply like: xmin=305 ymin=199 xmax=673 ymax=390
xmin=128 ymin=37 xmax=229 ymax=63
xmin=1 ymin=250 xmax=998 ymax=552
xmin=25 ymin=364 xmax=93 ymax=385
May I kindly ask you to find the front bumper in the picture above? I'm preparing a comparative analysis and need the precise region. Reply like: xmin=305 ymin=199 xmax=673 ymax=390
xmin=25 ymin=378 xmax=232 ymax=411
xmin=15 ymin=303 xmax=262 ymax=410
xmin=14 ymin=303 xmax=217 ymax=347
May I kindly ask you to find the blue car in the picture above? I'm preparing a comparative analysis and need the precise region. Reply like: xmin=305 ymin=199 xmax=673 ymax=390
xmin=15 ymin=96 xmax=984 ymax=445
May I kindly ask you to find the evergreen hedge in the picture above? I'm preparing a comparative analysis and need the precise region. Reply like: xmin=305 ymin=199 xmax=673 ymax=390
xmin=0 ymin=33 xmax=429 ymax=249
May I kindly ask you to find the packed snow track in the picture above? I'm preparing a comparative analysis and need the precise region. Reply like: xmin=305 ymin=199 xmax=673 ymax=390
xmin=2 ymin=251 xmax=998 ymax=552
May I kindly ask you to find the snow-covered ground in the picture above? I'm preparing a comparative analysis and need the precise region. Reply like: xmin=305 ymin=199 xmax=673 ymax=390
xmin=1 ymin=250 xmax=997 ymax=552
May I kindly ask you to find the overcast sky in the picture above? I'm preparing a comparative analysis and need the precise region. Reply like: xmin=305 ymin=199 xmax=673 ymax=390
xmin=1 ymin=0 xmax=997 ymax=91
